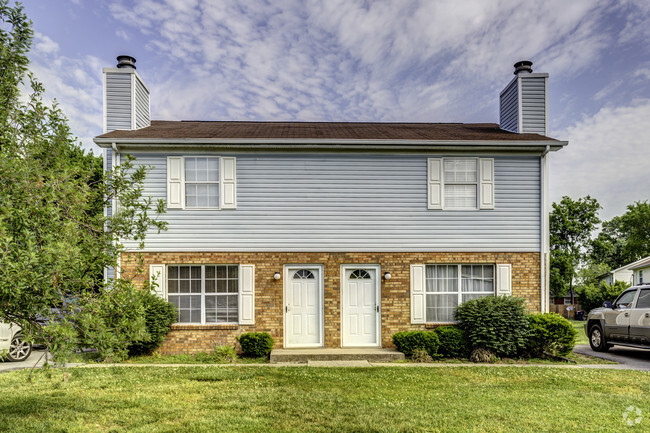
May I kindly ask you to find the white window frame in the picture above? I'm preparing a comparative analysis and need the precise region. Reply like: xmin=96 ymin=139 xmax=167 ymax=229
xmin=424 ymin=264 xmax=495 ymax=323
xmin=184 ymin=156 xmax=220 ymax=210
xmin=442 ymin=158 xmax=479 ymax=210
xmin=428 ymin=157 xmax=494 ymax=210
xmin=166 ymin=264 xmax=240 ymax=325
xmin=167 ymin=156 xmax=237 ymax=210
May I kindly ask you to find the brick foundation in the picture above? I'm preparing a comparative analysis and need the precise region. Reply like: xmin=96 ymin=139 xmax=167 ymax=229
xmin=121 ymin=252 xmax=541 ymax=354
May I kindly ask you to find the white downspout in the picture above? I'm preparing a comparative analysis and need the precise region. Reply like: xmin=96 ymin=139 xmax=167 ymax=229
xmin=541 ymin=145 xmax=551 ymax=312
xmin=111 ymin=142 xmax=121 ymax=280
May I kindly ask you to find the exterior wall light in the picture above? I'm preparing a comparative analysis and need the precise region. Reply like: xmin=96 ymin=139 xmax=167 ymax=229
xmin=384 ymin=272 xmax=391 ymax=280
xmin=274 ymin=272 xmax=281 ymax=280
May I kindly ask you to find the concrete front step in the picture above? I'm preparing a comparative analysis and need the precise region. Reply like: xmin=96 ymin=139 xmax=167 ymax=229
xmin=270 ymin=348 xmax=405 ymax=363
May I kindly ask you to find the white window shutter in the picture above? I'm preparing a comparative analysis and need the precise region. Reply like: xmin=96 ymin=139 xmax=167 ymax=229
xmin=428 ymin=158 xmax=442 ymax=209
xmin=221 ymin=157 xmax=237 ymax=209
xmin=239 ymin=264 xmax=255 ymax=325
xmin=479 ymin=158 xmax=494 ymax=209
xmin=496 ymin=264 xmax=512 ymax=296
xmin=167 ymin=156 xmax=183 ymax=209
xmin=410 ymin=264 xmax=426 ymax=324
xmin=149 ymin=264 xmax=166 ymax=298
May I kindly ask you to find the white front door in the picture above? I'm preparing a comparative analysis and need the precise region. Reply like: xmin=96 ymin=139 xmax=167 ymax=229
xmin=342 ymin=266 xmax=380 ymax=347
xmin=285 ymin=266 xmax=323 ymax=347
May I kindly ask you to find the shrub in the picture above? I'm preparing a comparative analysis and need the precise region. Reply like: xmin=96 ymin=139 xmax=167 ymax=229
xmin=410 ymin=348 xmax=433 ymax=363
xmin=214 ymin=345 xmax=238 ymax=363
xmin=392 ymin=331 xmax=441 ymax=359
xmin=575 ymin=281 xmax=629 ymax=313
xmin=75 ymin=280 xmax=148 ymax=362
xmin=526 ymin=313 xmax=577 ymax=357
xmin=238 ymin=332 xmax=274 ymax=358
xmin=433 ymin=325 xmax=471 ymax=358
xmin=454 ymin=296 xmax=530 ymax=357
xmin=469 ymin=348 xmax=497 ymax=363
xmin=128 ymin=290 xmax=177 ymax=357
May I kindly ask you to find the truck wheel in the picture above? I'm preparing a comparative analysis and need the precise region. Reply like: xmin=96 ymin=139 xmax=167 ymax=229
xmin=589 ymin=325 xmax=609 ymax=352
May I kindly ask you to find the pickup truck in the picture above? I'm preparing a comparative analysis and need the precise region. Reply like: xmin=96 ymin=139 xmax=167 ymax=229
xmin=586 ymin=283 xmax=650 ymax=351
xmin=0 ymin=322 xmax=32 ymax=362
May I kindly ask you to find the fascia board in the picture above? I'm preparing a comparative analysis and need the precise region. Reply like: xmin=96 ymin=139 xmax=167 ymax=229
xmin=94 ymin=137 xmax=568 ymax=152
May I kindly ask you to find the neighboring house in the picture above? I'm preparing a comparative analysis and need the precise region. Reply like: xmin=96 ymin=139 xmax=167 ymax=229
xmin=552 ymin=289 xmax=576 ymax=305
xmin=631 ymin=257 xmax=650 ymax=286
xmin=94 ymin=57 xmax=566 ymax=354
xmin=597 ymin=256 xmax=650 ymax=286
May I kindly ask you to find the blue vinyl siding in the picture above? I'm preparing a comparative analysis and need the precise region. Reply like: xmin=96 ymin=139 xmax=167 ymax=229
xmin=499 ymin=79 xmax=519 ymax=133
xmin=520 ymin=76 xmax=547 ymax=135
xmin=123 ymin=153 xmax=541 ymax=252
xmin=105 ymin=72 xmax=132 ymax=131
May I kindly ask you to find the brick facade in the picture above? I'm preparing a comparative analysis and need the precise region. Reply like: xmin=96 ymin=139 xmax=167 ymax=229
xmin=121 ymin=252 xmax=540 ymax=354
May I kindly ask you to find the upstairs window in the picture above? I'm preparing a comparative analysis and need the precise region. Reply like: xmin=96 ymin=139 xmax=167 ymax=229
xmin=428 ymin=158 xmax=494 ymax=210
xmin=443 ymin=159 xmax=478 ymax=209
xmin=184 ymin=157 xmax=219 ymax=208
xmin=167 ymin=156 xmax=237 ymax=210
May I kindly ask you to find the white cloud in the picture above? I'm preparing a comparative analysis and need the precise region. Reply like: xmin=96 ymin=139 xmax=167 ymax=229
xmin=592 ymin=80 xmax=623 ymax=101
xmin=33 ymin=33 xmax=59 ymax=55
xmin=104 ymin=0 xmax=609 ymax=123
xmin=115 ymin=29 xmax=129 ymax=40
xmin=27 ymin=48 xmax=103 ymax=153
xmin=550 ymin=99 xmax=650 ymax=220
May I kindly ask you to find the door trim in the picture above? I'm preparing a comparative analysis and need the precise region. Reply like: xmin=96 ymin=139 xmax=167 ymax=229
xmin=340 ymin=264 xmax=381 ymax=348
xmin=283 ymin=264 xmax=324 ymax=348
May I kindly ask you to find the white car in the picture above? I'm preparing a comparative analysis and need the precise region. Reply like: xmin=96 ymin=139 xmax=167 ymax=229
xmin=0 ymin=322 xmax=32 ymax=362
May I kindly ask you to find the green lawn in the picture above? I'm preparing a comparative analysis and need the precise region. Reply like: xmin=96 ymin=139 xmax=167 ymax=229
xmin=570 ymin=319 xmax=589 ymax=345
xmin=1 ymin=366 xmax=648 ymax=432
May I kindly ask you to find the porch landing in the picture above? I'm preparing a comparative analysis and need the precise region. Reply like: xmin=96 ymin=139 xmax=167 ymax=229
xmin=270 ymin=348 xmax=405 ymax=363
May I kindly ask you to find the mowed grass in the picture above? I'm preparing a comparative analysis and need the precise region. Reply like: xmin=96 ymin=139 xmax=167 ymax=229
xmin=1 ymin=366 xmax=649 ymax=432
xmin=570 ymin=319 xmax=589 ymax=345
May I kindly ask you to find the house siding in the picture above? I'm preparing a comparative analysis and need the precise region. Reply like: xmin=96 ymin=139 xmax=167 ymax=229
xmin=134 ymin=76 xmax=150 ymax=129
xmin=499 ymin=78 xmax=519 ymax=133
xmin=122 ymin=251 xmax=541 ymax=353
xmin=105 ymin=72 xmax=132 ymax=131
xmin=122 ymin=152 xmax=541 ymax=252
xmin=520 ymin=76 xmax=547 ymax=135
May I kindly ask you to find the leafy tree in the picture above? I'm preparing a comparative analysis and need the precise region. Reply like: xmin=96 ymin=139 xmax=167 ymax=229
xmin=0 ymin=1 xmax=166 ymax=362
xmin=575 ymin=281 xmax=629 ymax=313
xmin=549 ymin=196 xmax=601 ymax=297
xmin=590 ymin=201 xmax=650 ymax=269
xmin=575 ymin=262 xmax=611 ymax=288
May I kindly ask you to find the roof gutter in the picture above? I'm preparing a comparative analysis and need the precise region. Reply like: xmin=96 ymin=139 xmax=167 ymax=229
xmin=94 ymin=137 xmax=568 ymax=152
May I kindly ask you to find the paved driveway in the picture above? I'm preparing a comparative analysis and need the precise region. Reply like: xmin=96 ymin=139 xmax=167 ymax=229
xmin=574 ymin=345 xmax=650 ymax=371
xmin=0 ymin=350 xmax=48 ymax=373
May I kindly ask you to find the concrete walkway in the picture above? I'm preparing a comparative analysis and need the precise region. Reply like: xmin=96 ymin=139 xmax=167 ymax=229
xmin=573 ymin=344 xmax=650 ymax=371
xmin=0 ymin=350 xmax=49 ymax=373
xmin=60 ymin=361 xmax=639 ymax=369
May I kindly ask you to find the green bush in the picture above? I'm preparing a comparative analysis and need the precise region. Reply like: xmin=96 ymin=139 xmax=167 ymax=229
xmin=433 ymin=325 xmax=471 ymax=358
xmin=526 ymin=313 xmax=577 ymax=357
xmin=392 ymin=331 xmax=441 ymax=359
xmin=213 ymin=345 xmax=238 ymax=363
xmin=454 ymin=296 xmax=530 ymax=357
xmin=128 ymin=290 xmax=177 ymax=356
xmin=237 ymin=332 xmax=274 ymax=358
xmin=575 ymin=281 xmax=629 ymax=313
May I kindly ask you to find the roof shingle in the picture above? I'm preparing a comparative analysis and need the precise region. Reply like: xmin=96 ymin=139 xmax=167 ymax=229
xmin=96 ymin=121 xmax=560 ymax=142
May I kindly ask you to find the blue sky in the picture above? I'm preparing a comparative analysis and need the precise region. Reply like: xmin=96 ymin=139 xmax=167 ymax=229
xmin=21 ymin=0 xmax=650 ymax=220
